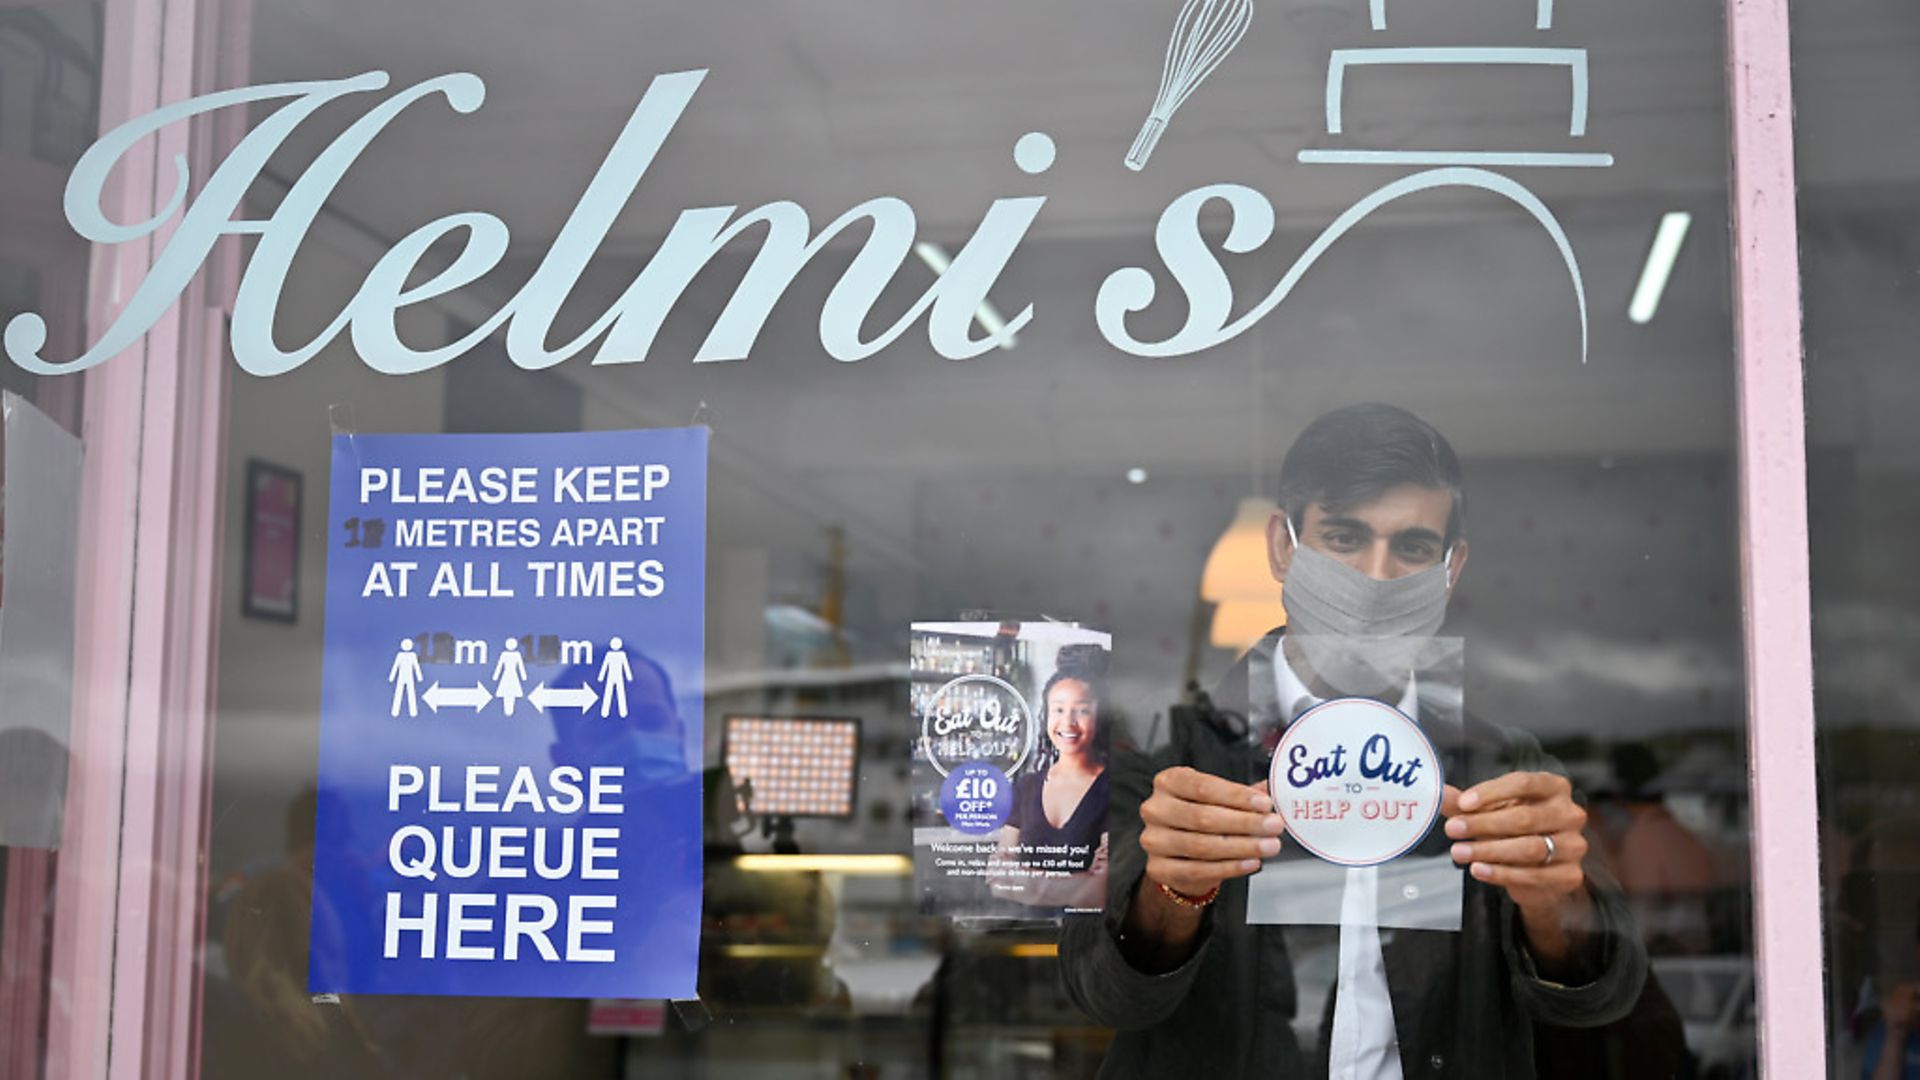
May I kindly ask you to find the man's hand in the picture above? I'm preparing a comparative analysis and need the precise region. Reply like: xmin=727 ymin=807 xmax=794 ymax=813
xmin=1875 ymin=983 xmax=1920 ymax=1080
xmin=1443 ymin=771 xmax=1595 ymax=972
xmin=1141 ymin=767 xmax=1286 ymax=896
xmin=1884 ymin=982 xmax=1919 ymax=1035
xmin=1119 ymin=767 xmax=1285 ymax=974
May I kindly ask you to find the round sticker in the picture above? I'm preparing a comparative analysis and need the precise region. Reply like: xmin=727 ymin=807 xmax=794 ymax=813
xmin=940 ymin=762 xmax=1013 ymax=834
xmin=1269 ymin=697 xmax=1444 ymax=868
xmin=921 ymin=674 xmax=1037 ymax=779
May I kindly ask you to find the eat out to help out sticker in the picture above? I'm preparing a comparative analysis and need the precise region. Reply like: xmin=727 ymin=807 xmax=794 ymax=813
xmin=1269 ymin=697 xmax=1444 ymax=868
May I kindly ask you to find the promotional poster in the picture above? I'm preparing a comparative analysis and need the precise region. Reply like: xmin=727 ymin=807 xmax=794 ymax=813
xmin=309 ymin=427 xmax=706 ymax=998
xmin=910 ymin=621 xmax=1112 ymax=918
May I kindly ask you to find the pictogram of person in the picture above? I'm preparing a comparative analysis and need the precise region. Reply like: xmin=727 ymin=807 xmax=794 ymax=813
xmin=598 ymin=636 xmax=632 ymax=718
xmin=493 ymin=638 xmax=527 ymax=716
xmin=388 ymin=638 xmax=422 ymax=717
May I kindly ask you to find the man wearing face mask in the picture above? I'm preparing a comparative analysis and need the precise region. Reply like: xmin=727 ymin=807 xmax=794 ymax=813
xmin=1060 ymin=403 xmax=1649 ymax=1079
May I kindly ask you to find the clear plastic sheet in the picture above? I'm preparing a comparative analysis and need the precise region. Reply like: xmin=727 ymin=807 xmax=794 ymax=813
xmin=0 ymin=393 xmax=82 ymax=849
xmin=1245 ymin=635 xmax=1465 ymax=930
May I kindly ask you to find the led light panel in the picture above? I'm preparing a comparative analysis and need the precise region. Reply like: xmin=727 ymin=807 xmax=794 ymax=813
xmin=722 ymin=715 xmax=861 ymax=819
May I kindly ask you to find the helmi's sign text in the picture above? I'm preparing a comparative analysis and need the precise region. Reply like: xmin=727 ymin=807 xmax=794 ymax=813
xmin=4 ymin=69 xmax=1592 ymax=377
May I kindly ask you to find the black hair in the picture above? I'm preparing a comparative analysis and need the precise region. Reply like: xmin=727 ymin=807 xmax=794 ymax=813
xmin=1037 ymin=661 xmax=1108 ymax=768
xmin=1276 ymin=403 xmax=1466 ymax=547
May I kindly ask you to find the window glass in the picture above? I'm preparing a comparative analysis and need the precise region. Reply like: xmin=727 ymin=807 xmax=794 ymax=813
xmin=1793 ymin=5 xmax=1920 ymax=1077
xmin=0 ymin=1 xmax=99 ymax=404
xmin=3 ymin=0 xmax=1764 ymax=1077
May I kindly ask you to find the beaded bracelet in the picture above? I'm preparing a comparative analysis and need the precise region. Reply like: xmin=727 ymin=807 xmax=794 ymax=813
xmin=1154 ymin=879 xmax=1221 ymax=909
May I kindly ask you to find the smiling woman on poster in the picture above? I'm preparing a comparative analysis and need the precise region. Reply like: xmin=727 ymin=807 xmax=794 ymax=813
xmin=988 ymin=662 xmax=1110 ymax=911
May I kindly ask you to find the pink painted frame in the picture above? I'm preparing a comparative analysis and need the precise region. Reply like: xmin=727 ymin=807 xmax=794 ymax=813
xmin=29 ymin=0 xmax=249 ymax=1077
xmin=1725 ymin=0 xmax=1826 ymax=1077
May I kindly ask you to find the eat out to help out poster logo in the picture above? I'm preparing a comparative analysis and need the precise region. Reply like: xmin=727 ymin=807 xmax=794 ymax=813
xmin=1270 ymin=697 xmax=1444 ymax=868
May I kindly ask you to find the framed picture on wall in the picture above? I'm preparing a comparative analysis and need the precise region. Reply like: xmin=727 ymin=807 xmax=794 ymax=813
xmin=242 ymin=459 xmax=301 ymax=623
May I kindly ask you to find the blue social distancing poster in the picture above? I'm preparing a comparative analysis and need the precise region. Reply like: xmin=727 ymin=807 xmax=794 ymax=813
xmin=309 ymin=427 xmax=706 ymax=999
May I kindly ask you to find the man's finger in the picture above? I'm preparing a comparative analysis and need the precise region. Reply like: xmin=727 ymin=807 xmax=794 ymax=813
xmin=1449 ymin=832 xmax=1588 ymax=868
xmin=1156 ymin=766 xmax=1273 ymax=812
xmin=1457 ymin=771 xmax=1569 ymax=812
xmin=1143 ymin=797 xmax=1286 ymax=837
xmin=1142 ymin=824 xmax=1283 ymax=862
xmin=1466 ymin=859 xmax=1586 ymax=891
xmin=1146 ymin=855 xmax=1261 ymax=896
xmin=1444 ymin=801 xmax=1582 ymax=841
xmin=1440 ymin=784 xmax=1463 ymax=817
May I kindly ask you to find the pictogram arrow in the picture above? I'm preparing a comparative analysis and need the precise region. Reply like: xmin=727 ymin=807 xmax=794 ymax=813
xmin=528 ymin=682 xmax=599 ymax=713
xmin=422 ymin=681 xmax=492 ymax=713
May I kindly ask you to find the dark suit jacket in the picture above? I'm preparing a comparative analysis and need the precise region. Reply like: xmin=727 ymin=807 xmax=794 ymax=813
xmin=1058 ymin=631 xmax=1649 ymax=1079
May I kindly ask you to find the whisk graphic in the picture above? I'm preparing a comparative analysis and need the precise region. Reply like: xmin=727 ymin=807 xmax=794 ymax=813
xmin=1125 ymin=0 xmax=1253 ymax=171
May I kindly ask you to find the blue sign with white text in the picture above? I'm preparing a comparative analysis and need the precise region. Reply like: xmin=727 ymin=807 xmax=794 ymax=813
xmin=309 ymin=427 xmax=706 ymax=999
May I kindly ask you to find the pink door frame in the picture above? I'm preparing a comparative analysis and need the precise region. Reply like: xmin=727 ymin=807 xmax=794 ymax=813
xmin=9 ymin=0 xmax=1823 ymax=1076
xmin=26 ymin=0 xmax=251 ymax=1076
xmin=1724 ymin=0 xmax=1826 ymax=1075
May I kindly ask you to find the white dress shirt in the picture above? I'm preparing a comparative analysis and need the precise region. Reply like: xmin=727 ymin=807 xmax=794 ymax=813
xmin=1272 ymin=650 xmax=1418 ymax=1080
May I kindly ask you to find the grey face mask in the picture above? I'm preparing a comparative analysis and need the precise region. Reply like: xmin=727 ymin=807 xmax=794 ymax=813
xmin=1282 ymin=516 xmax=1453 ymax=638
xmin=1282 ymin=517 xmax=1453 ymax=697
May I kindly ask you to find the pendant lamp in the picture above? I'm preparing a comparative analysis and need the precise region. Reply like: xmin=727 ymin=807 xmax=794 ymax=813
xmin=1209 ymin=598 xmax=1288 ymax=651
xmin=1199 ymin=497 xmax=1288 ymax=650
xmin=1199 ymin=496 xmax=1284 ymax=603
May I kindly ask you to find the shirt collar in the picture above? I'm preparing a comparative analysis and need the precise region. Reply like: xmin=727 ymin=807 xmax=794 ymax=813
xmin=1269 ymin=638 xmax=1420 ymax=724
